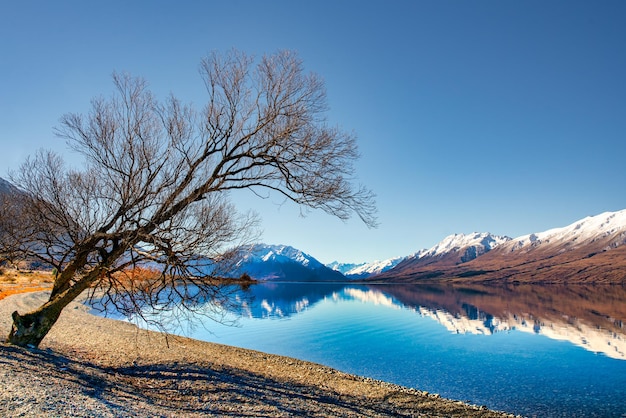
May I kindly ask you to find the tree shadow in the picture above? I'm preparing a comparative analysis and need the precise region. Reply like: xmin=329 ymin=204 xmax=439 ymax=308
xmin=0 ymin=343 xmax=415 ymax=417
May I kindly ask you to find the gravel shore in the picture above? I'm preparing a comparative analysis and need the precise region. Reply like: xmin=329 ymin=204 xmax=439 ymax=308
xmin=0 ymin=292 xmax=517 ymax=417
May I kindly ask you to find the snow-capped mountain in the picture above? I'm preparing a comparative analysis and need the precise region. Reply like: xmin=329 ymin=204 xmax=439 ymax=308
xmin=499 ymin=210 xmax=626 ymax=254
xmin=327 ymin=256 xmax=406 ymax=279
xmin=391 ymin=232 xmax=511 ymax=273
xmin=326 ymin=261 xmax=363 ymax=275
xmin=229 ymin=244 xmax=345 ymax=282
xmin=236 ymin=244 xmax=325 ymax=269
xmin=417 ymin=232 xmax=511 ymax=262
xmin=378 ymin=209 xmax=626 ymax=284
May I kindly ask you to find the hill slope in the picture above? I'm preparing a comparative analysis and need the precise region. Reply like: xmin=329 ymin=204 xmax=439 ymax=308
xmin=375 ymin=210 xmax=626 ymax=284
xmin=384 ymin=232 xmax=510 ymax=280
xmin=229 ymin=244 xmax=345 ymax=282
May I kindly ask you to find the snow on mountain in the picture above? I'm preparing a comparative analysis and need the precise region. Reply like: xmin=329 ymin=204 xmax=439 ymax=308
xmin=392 ymin=210 xmax=626 ymax=274
xmin=422 ymin=232 xmax=511 ymax=261
xmin=232 ymin=244 xmax=344 ymax=281
xmin=501 ymin=209 xmax=626 ymax=254
xmin=345 ymin=257 xmax=406 ymax=278
xmin=238 ymin=244 xmax=324 ymax=269
xmin=400 ymin=232 xmax=511 ymax=267
xmin=326 ymin=261 xmax=364 ymax=275
xmin=328 ymin=256 xmax=406 ymax=279
xmin=376 ymin=208 xmax=626 ymax=283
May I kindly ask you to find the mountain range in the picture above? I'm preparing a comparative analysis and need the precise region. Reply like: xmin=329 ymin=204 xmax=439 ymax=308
xmin=231 ymin=209 xmax=626 ymax=284
xmin=243 ymin=209 xmax=626 ymax=284
xmin=327 ymin=257 xmax=406 ymax=279
xmin=376 ymin=209 xmax=626 ymax=284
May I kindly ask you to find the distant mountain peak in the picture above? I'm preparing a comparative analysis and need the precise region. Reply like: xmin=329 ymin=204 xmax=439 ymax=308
xmin=422 ymin=232 xmax=511 ymax=260
xmin=233 ymin=243 xmax=343 ymax=281
xmin=328 ymin=256 xmax=406 ymax=279
xmin=502 ymin=209 xmax=626 ymax=254
xmin=327 ymin=261 xmax=366 ymax=275
xmin=404 ymin=232 xmax=511 ymax=265
xmin=238 ymin=244 xmax=322 ymax=268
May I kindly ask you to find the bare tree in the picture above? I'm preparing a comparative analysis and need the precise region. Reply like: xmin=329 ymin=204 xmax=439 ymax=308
xmin=1 ymin=50 xmax=376 ymax=347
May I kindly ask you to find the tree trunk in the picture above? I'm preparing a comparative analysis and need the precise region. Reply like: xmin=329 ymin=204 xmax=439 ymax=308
xmin=8 ymin=304 xmax=64 ymax=347
xmin=7 ymin=275 xmax=94 ymax=347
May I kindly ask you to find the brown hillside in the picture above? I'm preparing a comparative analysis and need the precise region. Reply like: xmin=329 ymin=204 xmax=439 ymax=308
xmin=374 ymin=244 xmax=626 ymax=284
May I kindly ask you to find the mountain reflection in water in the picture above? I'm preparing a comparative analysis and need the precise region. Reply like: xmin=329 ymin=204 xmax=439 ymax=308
xmin=237 ymin=282 xmax=626 ymax=360
xmin=376 ymin=283 xmax=626 ymax=360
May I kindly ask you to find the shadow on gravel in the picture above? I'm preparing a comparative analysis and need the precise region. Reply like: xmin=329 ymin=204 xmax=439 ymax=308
xmin=0 ymin=344 xmax=411 ymax=417
xmin=0 ymin=343 xmax=128 ymax=413
xmin=113 ymin=363 xmax=381 ymax=417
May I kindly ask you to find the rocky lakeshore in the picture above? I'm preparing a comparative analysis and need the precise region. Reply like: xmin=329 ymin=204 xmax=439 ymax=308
xmin=0 ymin=292 xmax=517 ymax=417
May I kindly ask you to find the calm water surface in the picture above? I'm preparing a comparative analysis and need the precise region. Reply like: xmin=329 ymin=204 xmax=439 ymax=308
xmin=122 ymin=282 xmax=626 ymax=417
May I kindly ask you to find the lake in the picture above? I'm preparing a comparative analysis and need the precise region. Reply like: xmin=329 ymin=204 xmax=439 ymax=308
xmin=111 ymin=282 xmax=626 ymax=417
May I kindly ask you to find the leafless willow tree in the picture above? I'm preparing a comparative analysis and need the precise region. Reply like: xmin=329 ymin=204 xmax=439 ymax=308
xmin=0 ymin=50 xmax=376 ymax=347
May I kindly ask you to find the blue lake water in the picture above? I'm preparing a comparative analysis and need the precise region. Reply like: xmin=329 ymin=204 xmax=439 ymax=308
xmin=111 ymin=282 xmax=626 ymax=417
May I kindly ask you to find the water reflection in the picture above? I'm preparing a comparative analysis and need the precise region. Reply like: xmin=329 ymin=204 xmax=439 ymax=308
xmin=232 ymin=282 xmax=345 ymax=318
xmin=377 ymin=283 xmax=626 ymax=360
xmin=109 ymin=281 xmax=626 ymax=416
xmin=241 ymin=282 xmax=626 ymax=360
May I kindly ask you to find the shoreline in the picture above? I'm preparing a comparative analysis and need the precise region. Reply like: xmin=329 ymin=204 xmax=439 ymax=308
xmin=0 ymin=291 xmax=517 ymax=417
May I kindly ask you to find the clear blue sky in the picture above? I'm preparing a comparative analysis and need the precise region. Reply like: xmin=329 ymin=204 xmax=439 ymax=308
xmin=2 ymin=1 xmax=625 ymax=264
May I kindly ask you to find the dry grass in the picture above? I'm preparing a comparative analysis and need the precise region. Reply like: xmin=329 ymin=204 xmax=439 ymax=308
xmin=0 ymin=269 xmax=54 ymax=301
xmin=0 ymin=267 xmax=165 ymax=302
xmin=0 ymin=266 xmax=253 ymax=303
